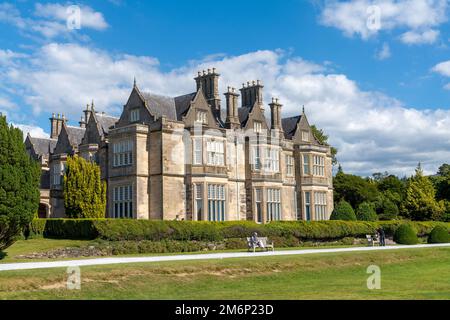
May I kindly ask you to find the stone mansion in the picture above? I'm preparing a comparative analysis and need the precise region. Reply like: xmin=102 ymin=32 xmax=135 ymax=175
xmin=25 ymin=68 xmax=334 ymax=222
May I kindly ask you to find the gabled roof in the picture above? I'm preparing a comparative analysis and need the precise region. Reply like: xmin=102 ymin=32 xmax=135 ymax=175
xmin=174 ymin=92 xmax=197 ymax=120
xmin=94 ymin=112 xmax=119 ymax=136
xmin=140 ymin=91 xmax=178 ymax=120
xmin=281 ymin=116 xmax=302 ymax=139
xmin=27 ymin=136 xmax=57 ymax=157
xmin=66 ymin=125 xmax=86 ymax=147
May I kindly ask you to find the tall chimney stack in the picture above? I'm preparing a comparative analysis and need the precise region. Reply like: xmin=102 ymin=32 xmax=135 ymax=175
xmin=224 ymin=86 xmax=240 ymax=129
xmin=269 ymin=97 xmax=283 ymax=133
xmin=194 ymin=68 xmax=221 ymax=120
xmin=239 ymin=80 xmax=264 ymax=110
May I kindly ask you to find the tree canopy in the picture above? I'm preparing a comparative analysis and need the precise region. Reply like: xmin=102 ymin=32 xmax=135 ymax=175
xmin=0 ymin=115 xmax=40 ymax=250
xmin=63 ymin=155 xmax=106 ymax=218
xmin=311 ymin=125 xmax=338 ymax=165
xmin=403 ymin=165 xmax=444 ymax=221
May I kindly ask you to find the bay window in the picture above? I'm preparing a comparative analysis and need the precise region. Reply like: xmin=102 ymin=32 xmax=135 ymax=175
xmin=314 ymin=192 xmax=327 ymax=221
xmin=113 ymin=140 xmax=133 ymax=167
xmin=313 ymin=155 xmax=325 ymax=176
xmin=206 ymin=140 xmax=225 ymax=166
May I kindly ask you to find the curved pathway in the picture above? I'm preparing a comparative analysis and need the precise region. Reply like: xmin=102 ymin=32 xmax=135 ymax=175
xmin=1 ymin=243 xmax=449 ymax=272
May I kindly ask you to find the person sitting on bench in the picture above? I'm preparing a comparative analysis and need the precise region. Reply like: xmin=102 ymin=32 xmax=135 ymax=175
xmin=250 ymin=232 xmax=265 ymax=249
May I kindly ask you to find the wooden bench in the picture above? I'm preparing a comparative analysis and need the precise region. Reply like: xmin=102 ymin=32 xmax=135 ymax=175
xmin=247 ymin=237 xmax=274 ymax=252
xmin=366 ymin=234 xmax=380 ymax=247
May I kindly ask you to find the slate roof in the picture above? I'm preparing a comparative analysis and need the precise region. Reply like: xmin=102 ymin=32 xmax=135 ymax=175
xmin=238 ymin=107 xmax=252 ymax=127
xmin=66 ymin=126 xmax=86 ymax=147
xmin=174 ymin=92 xmax=197 ymax=120
xmin=281 ymin=116 xmax=301 ymax=139
xmin=141 ymin=92 xmax=178 ymax=120
xmin=94 ymin=112 xmax=119 ymax=136
xmin=28 ymin=136 xmax=57 ymax=157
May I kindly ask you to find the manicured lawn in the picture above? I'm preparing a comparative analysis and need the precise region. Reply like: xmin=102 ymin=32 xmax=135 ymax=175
xmin=0 ymin=247 xmax=448 ymax=299
xmin=0 ymin=239 xmax=96 ymax=263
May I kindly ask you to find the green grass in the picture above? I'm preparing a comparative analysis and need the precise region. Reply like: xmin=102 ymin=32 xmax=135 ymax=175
xmin=0 ymin=239 xmax=96 ymax=263
xmin=0 ymin=247 xmax=448 ymax=300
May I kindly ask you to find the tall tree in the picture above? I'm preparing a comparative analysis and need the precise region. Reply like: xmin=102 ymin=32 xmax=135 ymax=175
xmin=311 ymin=125 xmax=338 ymax=165
xmin=63 ymin=156 xmax=106 ymax=218
xmin=404 ymin=165 xmax=444 ymax=221
xmin=0 ymin=115 xmax=40 ymax=251
xmin=333 ymin=168 xmax=380 ymax=209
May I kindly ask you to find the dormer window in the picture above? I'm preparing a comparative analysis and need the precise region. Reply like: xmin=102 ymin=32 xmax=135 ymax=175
xmin=130 ymin=109 xmax=140 ymax=122
xmin=254 ymin=121 xmax=262 ymax=134
xmin=302 ymin=130 xmax=309 ymax=142
xmin=196 ymin=110 xmax=208 ymax=124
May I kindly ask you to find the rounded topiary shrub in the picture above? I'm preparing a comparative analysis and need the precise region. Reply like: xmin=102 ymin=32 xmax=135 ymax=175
xmin=428 ymin=226 xmax=450 ymax=244
xmin=393 ymin=224 xmax=419 ymax=245
xmin=356 ymin=202 xmax=378 ymax=221
xmin=330 ymin=200 xmax=357 ymax=221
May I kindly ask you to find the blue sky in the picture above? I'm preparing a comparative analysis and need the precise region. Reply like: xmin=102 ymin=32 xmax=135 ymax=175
xmin=1 ymin=0 xmax=450 ymax=176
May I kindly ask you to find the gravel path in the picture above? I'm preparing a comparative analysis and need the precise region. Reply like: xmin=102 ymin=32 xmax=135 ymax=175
xmin=1 ymin=243 xmax=449 ymax=272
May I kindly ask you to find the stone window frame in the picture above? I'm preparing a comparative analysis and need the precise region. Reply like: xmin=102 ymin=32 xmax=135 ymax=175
xmin=207 ymin=184 xmax=226 ymax=222
xmin=301 ymin=130 xmax=310 ymax=142
xmin=304 ymin=191 xmax=312 ymax=221
xmin=195 ymin=110 xmax=208 ymax=124
xmin=206 ymin=139 xmax=225 ymax=166
xmin=286 ymin=154 xmax=294 ymax=176
xmin=266 ymin=188 xmax=281 ymax=221
xmin=112 ymin=140 xmax=133 ymax=168
xmin=314 ymin=191 xmax=327 ymax=221
xmin=112 ymin=185 xmax=133 ymax=219
xmin=129 ymin=108 xmax=140 ymax=123
xmin=313 ymin=155 xmax=325 ymax=177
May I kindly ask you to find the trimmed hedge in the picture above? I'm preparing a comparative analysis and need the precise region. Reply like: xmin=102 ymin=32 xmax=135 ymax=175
xmin=428 ymin=226 xmax=450 ymax=244
xmin=28 ymin=219 xmax=450 ymax=242
xmin=394 ymin=224 xmax=419 ymax=245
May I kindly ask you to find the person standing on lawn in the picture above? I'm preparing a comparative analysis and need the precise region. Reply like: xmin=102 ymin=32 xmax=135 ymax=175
xmin=378 ymin=227 xmax=386 ymax=246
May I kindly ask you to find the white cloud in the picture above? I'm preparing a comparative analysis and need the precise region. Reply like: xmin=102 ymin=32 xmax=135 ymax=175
xmin=375 ymin=42 xmax=391 ymax=60
xmin=0 ymin=2 xmax=108 ymax=40
xmin=400 ymin=29 xmax=440 ymax=44
xmin=432 ymin=60 xmax=450 ymax=77
xmin=2 ymin=44 xmax=450 ymax=176
xmin=34 ymin=3 xmax=108 ymax=31
xmin=319 ymin=0 xmax=447 ymax=44
xmin=12 ymin=123 xmax=49 ymax=139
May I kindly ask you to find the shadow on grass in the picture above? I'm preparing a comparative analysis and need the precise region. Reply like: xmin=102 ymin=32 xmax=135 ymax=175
xmin=0 ymin=251 xmax=7 ymax=260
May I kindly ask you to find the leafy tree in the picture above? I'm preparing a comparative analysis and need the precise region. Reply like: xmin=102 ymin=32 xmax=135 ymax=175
xmin=356 ymin=202 xmax=378 ymax=221
xmin=330 ymin=200 xmax=357 ymax=221
xmin=378 ymin=198 xmax=399 ymax=220
xmin=0 ymin=115 xmax=40 ymax=251
xmin=404 ymin=165 xmax=444 ymax=221
xmin=431 ymin=163 xmax=450 ymax=201
xmin=63 ymin=156 xmax=106 ymax=218
xmin=437 ymin=163 xmax=450 ymax=176
xmin=311 ymin=125 xmax=338 ymax=165
xmin=333 ymin=168 xmax=380 ymax=209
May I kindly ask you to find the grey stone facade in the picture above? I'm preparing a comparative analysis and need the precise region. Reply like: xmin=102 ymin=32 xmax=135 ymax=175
xmin=28 ymin=68 xmax=334 ymax=222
